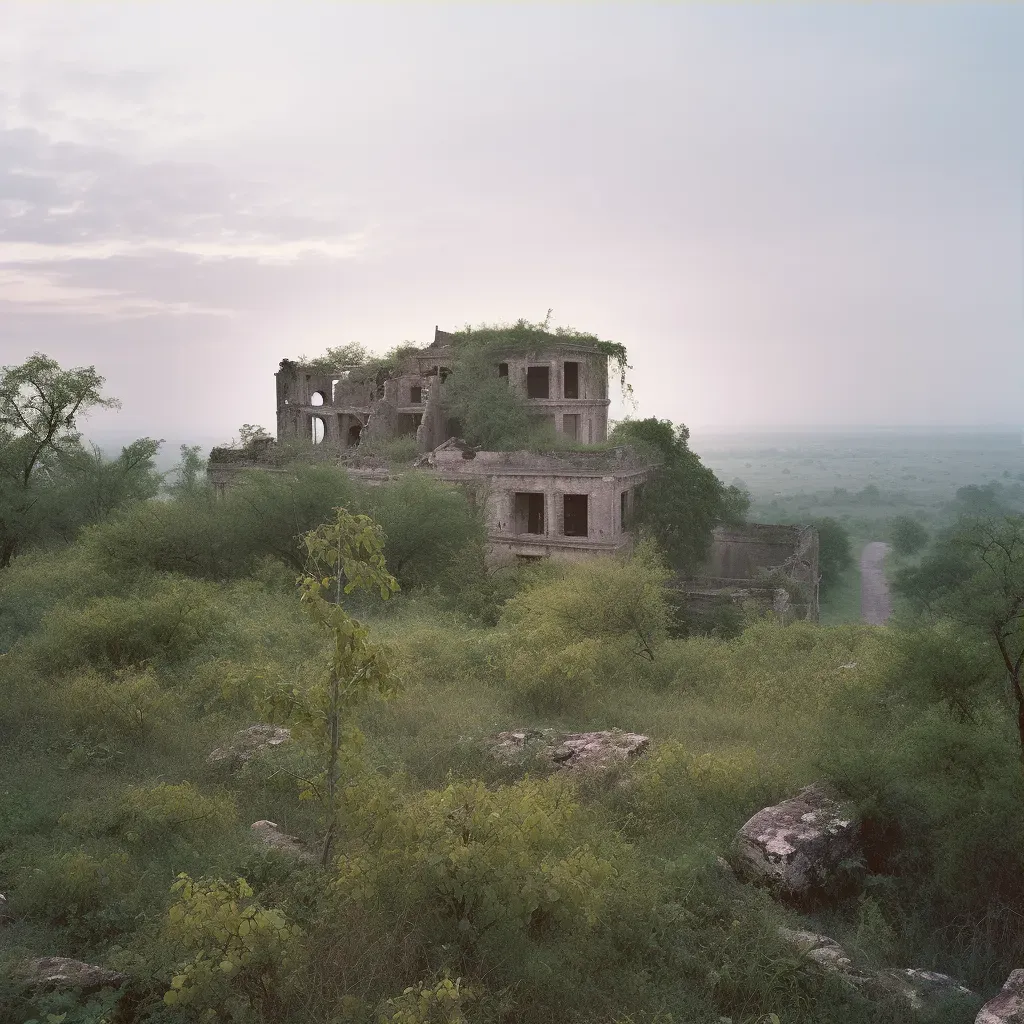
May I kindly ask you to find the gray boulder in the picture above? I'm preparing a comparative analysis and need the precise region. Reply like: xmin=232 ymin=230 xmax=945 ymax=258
xmin=777 ymin=929 xmax=976 ymax=1012
xmin=20 ymin=957 xmax=127 ymax=993
xmin=251 ymin=820 xmax=316 ymax=863
xmin=977 ymin=970 xmax=1024 ymax=1024
xmin=734 ymin=784 xmax=862 ymax=899
xmin=876 ymin=968 xmax=976 ymax=1012
xmin=208 ymin=724 xmax=291 ymax=767
xmin=486 ymin=729 xmax=649 ymax=772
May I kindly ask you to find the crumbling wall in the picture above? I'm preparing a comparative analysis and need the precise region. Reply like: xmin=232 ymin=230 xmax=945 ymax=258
xmin=684 ymin=523 xmax=820 ymax=622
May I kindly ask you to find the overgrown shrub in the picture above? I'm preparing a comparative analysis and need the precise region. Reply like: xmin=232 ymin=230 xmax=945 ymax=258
xmin=29 ymin=577 xmax=224 ymax=673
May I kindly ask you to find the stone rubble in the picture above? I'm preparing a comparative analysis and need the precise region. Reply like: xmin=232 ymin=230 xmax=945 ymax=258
xmin=20 ymin=957 xmax=128 ymax=993
xmin=207 ymin=724 xmax=291 ymax=767
xmin=486 ymin=729 xmax=649 ymax=772
xmin=251 ymin=820 xmax=316 ymax=863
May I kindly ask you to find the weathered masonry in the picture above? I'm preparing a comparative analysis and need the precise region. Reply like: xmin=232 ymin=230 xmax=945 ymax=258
xmin=681 ymin=523 xmax=821 ymax=622
xmin=275 ymin=328 xmax=612 ymax=452
xmin=216 ymin=326 xmax=653 ymax=564
xmin=422 ymin=444 xmax=651 ymax=562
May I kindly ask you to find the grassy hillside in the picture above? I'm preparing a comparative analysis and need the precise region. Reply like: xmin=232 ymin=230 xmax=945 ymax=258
xmin=2 ymin=475 xmax=1022 ymax=1023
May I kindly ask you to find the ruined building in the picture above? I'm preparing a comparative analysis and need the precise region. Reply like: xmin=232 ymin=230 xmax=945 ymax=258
xmin=214 ymin=327 xmax=654 ymax=562
xmin=210 ymin=325 xmax=819 ymax=612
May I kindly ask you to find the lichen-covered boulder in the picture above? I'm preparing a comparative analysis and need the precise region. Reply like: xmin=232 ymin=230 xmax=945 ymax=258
xmin=251 ymin=820 xmax=316 ymax=863
xmin=207 ymin=724 xmax=291 ymax=767
xmin=20 ymin=957 xmax=127 ymax=993
xmin=486 ymin=729 xmax=649 ymax=772
xmin=734 ymin=784 xmax=861 ymax=899
xmin=977 ymin=970 xmax=1024 ymax=1024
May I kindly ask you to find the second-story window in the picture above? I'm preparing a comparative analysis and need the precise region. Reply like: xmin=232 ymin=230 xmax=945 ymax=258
xmin=526 ymin=365 xmax=549 ymax=399
xmin=410 ymin=385 xmax=422 ymax=404
xmin=564 ymin=361 xmax=579 ymax=399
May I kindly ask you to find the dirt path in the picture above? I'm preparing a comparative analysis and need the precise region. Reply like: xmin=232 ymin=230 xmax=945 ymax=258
xmin=860 ymin=541 xmax=892 ymax=625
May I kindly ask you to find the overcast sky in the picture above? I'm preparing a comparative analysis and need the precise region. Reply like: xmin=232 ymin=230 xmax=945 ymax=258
xmin=2 ymin=3 xmax=1022 ymax=445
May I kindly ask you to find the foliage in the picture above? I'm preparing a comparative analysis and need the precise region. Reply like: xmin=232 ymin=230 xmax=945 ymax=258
xmin=895 ymin=514 xmax=1024 ymax=755
xmin=28 ymin=577 xmax=223 ymax=673
xmin=169 ymin=443 xmax=207 ymax=495
xmin=812 ymin=517 xmax=853 ymax=594
xmin=888 ymin=514 xmax=929 ymax=556
xmin=0 ymin=353 xmax=120 ymax=566
xmin=296 ymin=341 xmax=370 ymax=372
xmin=116 ymin=782 xmax=238 ymax=845
xmin=609 ymin=418 xmax=749 ymax=574
xmin=58 ymin=667 xmax=175 ymax=745
xmin=380 ymin=975 xmax=476 ymax=1024
xmin=162 ymin=874 xmax=303 ymax=1018
xmin=263 ymin=506 xmax=400 ymax=864
xmin=498 ymin=543 xmax=671 ymax=710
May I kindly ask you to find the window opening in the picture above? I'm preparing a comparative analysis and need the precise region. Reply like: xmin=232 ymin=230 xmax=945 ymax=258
xmin=564 ymin=361 xmax=579 ymax=399
xmin=410 ymin=385 xmax=422 ymax=404
xmin=310 ymin=391 xmax=325 ymax=407
xmin=312 ymin=416 xmax=325 ymax=444
xmin=563 ymin=494 xmax=589 ymax=537
xmin=526 ymin=365 xmax=550 ymax=399
xmin=498 ymin=362 xmax=509 ymax=378
xmin=347 ymin=423 xmax=362 ymax=446
xmin=514 ymin=492 xmax=545 ymax=535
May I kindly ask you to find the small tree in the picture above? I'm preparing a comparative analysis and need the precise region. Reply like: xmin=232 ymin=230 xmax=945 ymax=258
xmin=0 ymin=353 xmax=119 ymax=566
xmin=889 ymin=515 xmax=929 ymax=556
xmin=812 ymin=517 xmax=853 ymax=594
xmin=609 ymin=418 xmax=748 ymax=574
xmin=264 ymin=508 xmax=400 ymax=864
xmin=896 ymin=515 xmax=1024 ymax=758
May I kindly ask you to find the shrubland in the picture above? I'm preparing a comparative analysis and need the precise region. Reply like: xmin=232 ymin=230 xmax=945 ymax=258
xmin=2 ymin=356 xmax=1022 ymax=1022
xmin=1 ymin=464 xmax=1022 ymax=1024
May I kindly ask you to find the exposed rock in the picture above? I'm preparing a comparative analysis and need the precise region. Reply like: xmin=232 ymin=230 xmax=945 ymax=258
xmin=977 ymin=970 xmax=1024 ymax=1024
xmin=777 ymin=928 xmax=860 ymax=976
xmin=20 ymin=957 xmax=127 ymax=993
xmin=486 ymin=729 xmax=649 ymax=772
xmin=734 ymin=784 xmax=862 ymax=899
xmin=250 ymin=820 xmax=316 ymax=863
xmin=875 ymin=968 xmax=976 ymax=1012
xmin=778 ymin=928 xmax=976 ymax=1012
xmin=207 ymin=724 xmax=291 ymax=767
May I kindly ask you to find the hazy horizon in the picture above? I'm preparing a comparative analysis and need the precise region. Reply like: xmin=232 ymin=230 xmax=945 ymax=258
xmin=3 ymin=4 xmax=1023 ymax=442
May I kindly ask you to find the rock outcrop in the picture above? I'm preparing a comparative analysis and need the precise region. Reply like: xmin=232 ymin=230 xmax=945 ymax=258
xmin=977 ymin=970 xmax=1024 ymax=1024
xmin=207 ymin=724 xmax=291 ymax=767
xmin=734 ymin=784 xmax=862 ymax=899
xmin=20 ymin=957 xmax=127 ymax=993
xmin=776 ymin=928 xmax=976 ymax=1012
xmin=486 ymin=729 xmax=649 ymax=772
xmin=251 ymin=820 xmax=316 ymax=863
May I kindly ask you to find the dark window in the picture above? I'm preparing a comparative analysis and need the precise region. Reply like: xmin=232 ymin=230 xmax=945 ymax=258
xmin=410 ymin=385 xmax=422 ymax=404
xmin=526 ymin=365 xmax=550 ymax=399
xmin=514 ymin=492 xmax=545 ymax=535
xmin=413 ymin=413 xmax=423 ymax=427
xmin=564 ymin=361 xmax=579 ymax=399
xmin=563 ymin=494 xmax=588 ymax=537
xmin=498 ymin=362 xmax=509 ymax=378
xmin=347 ymin=423 xmax=362 ymax=447
xmin=620 ymin=490 xmax=628 ymax=527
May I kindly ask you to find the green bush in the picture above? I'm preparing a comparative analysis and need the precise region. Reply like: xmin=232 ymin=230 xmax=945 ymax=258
xmin=58 ymin=667 xmax=177 ymax=745
xmin=29 ymin=577 xmax=224 ymax=673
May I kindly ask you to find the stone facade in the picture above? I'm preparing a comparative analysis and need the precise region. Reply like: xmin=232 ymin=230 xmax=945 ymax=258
xmin=275 ymin=326 xmax=612 ymax=453
xmin=681 ymin=522 xmax=820 ymax=622
xmin=213 ymin=326 xmax=651 ymax=563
